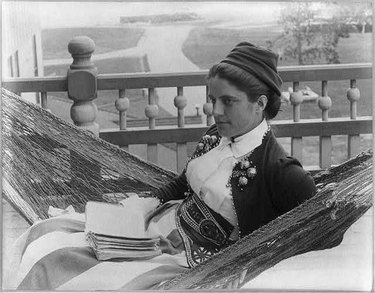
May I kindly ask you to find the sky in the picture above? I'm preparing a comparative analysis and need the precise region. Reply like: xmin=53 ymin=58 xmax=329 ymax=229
xmin=35 ymin=2 xmax=282 ymax=29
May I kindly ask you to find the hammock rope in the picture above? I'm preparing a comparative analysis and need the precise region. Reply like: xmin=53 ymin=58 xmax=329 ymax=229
xmin=2 ymin=88 xmax=176 ymax=223
xmin=1 ymin=88 xmax=372 ymax=289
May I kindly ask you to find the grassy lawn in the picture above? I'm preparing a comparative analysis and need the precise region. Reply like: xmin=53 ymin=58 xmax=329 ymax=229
xmin=42 ymin=27 xmax=145 ymax=60
xmin=337 ymin=33 xmax=372 ymax=64
xmin=182 ymin=26 xmax=371 ymax=68
xmin=181 ymin=25 xmax=282 ymax=69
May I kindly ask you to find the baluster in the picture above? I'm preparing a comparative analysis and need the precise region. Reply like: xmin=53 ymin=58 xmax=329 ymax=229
xmin=115 ymin=89 xmax=130 ymax=150
xmin=41 ymin=91 xmax=48 ymax=109
xmin=145 ymin=88 xmax=159 ymax=163
xmin=203 ymin=86 xmax=214 ymax=126
xmin=347 ymin=79 xmax=361 ymax=159
xmin=174 ymin=87 xmax=186 ymax=127
xmin=174 ymin=87 xmax=188 ymax=172
xmin=36 ymin=92 xmax=41 ymax=105
xmin=318 ymin=80 xmax=332 ymax=169
xmin=145 ymin=88 xmax=158 ymax=129
xmin=290 ymin=81 xmax=303 ymax=162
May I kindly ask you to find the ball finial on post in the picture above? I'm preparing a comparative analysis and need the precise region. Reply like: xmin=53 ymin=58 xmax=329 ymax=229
xmin=68 ymin=36 xmax=96 ymax=69
xmin=318 ymin=96 xmax=332 ymax=121
xmin=290 ymin=91 xmax=303 ymax=122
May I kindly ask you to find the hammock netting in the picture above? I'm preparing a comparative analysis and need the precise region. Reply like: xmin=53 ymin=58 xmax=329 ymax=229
xmin=2 ymin=89 xmax=177 ymax=223
xmin=1 ymin=88 xmax=373 ymax=289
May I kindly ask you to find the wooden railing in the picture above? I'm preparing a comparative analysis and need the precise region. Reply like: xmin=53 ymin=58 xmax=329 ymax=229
xmin=2 ymin=36 xmax=372 ymax=172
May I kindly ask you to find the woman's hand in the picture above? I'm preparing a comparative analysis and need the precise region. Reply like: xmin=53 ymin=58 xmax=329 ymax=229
xmin=102 ymin=191 xmax=155 ymax=203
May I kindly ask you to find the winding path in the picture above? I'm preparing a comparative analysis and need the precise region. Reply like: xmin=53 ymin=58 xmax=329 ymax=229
xmin=137 ymin=25 xmax=206 ymax=116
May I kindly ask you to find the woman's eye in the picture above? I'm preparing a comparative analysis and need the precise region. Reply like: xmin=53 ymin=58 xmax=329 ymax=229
xmin=223 ymin=99 xmax=233 ymax=106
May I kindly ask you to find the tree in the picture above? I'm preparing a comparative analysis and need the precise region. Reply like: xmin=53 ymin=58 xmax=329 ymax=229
xmin=268 ymin=2 xmax=353 ymax=65
xmin=337 ymin=2 xmax=372 ymax=33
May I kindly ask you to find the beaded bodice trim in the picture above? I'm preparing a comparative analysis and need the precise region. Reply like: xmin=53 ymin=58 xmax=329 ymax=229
xmin=184 ymin=133 xmax=222 ymax=171
xmin=176 ymin=192 xmax=233 ymax=267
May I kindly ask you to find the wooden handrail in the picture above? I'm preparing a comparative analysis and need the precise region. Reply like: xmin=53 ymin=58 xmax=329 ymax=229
xmin=2 ymin=63 xmax=372 ymax=93
xmin=99 ymin=117 xmax=372 ymax=145
xmin=2 ymin=76 xmax=67 ymax=92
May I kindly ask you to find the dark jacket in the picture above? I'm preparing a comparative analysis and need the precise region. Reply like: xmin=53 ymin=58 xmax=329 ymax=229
xmin=154 ymin=125 xmax=316 ymax=238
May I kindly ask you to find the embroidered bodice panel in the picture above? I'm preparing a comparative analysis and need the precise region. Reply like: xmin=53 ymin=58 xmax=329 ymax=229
xmin=186 ymin=119 xmax=269 ymax=226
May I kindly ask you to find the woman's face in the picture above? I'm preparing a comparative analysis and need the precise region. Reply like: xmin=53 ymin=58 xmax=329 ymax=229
xmin=208 ymin=76 xmax=263 ymax=139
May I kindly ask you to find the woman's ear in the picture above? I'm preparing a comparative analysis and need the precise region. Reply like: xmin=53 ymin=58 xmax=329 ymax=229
xmin=257 ymin=95 xmax=268 ymax=112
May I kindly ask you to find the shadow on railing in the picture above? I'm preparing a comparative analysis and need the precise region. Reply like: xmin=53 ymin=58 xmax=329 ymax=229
xmin=2 ymin=36 xmax=372 ymax=172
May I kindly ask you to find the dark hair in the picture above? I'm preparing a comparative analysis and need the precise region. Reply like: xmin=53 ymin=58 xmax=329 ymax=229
xmin=208 ymin=63 xmax=281 ymax=119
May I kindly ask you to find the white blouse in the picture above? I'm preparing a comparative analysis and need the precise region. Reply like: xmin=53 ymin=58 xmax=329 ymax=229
xmin=186 ymin=119 xmax=269 ymax=227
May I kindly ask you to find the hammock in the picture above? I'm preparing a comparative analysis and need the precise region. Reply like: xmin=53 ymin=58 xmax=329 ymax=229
xmin=2 ymin=88 xmax=373 ymax=289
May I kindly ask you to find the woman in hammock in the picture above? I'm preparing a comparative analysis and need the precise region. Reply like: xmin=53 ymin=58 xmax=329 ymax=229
xmin=9 ymin=42 xmax=316 ymax=290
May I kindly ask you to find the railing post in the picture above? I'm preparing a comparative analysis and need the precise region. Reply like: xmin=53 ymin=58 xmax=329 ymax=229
xmin=290 ymin=81 xmax=303 ymax=162
xmin=318 ymin=81 xmax=332 ymax=169
xmin=145 ymin=88 xmax=159 ymax=164
xmin=67 ymin=36 xmax=100 ymax=192
xmin=115 ymin=89 xmax=130 ymax=150
xmin=67 ymin=36 xmax=99 ymax=136
xmin=347 ymin=79 xmax=361 ymax=159
xmin=174 ymin=87 xmax=188 ymax=172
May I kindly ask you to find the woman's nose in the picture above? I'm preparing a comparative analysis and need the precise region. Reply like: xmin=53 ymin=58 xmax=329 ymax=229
xmin=213 ymin=100 xmax=224 ymax=116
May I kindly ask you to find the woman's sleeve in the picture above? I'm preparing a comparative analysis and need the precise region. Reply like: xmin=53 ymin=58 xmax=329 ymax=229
xmin=153 ymin=172 xmax=189 ymax=203
xmin=269 ymin=157 xmax=317 ymax=215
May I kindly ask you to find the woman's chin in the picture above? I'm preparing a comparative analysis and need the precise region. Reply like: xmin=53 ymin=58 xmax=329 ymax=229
xmin=216 ymin=125 xmax=232 ymax=138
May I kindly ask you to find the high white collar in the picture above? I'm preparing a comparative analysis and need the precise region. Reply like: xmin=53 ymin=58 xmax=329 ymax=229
xmin=218 ymin=119 xmax=269 ymax=158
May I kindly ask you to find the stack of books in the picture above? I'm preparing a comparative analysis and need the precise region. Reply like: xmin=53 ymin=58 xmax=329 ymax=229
xmin=85 ymin=200 xmax=161 ymax=261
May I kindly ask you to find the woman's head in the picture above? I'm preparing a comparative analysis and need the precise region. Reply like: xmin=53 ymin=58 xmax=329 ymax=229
xmin=207 ymin=42 xmax=283 ymax=138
